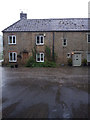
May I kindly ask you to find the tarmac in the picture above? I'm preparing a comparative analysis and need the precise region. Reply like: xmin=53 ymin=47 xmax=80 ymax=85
xmin=1 ymin=66 xmax=89 ymax=118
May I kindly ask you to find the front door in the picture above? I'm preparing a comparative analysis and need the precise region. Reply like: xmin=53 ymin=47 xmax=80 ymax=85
xmin=22 ymin=52 xmax=28 ymax=63
xmin=72 ymin=53 xmax=81 ymax=66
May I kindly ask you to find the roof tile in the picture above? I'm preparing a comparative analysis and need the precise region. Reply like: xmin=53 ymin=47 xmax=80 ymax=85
xmin=2 ymin=18 xmax=88 ymax=32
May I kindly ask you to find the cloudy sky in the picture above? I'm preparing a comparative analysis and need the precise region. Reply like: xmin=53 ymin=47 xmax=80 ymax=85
xmin=0 ymin=0 xmax=89 ymax=35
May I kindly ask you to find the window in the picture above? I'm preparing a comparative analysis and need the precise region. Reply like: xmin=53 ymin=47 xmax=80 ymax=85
xmin=87 ymin=53 xmax=90 ymax=62
xmin=87 ymin=34 xmax=90 ymax=43
xmin=9 ymin=52 xmax=17 ymax=62
xmin=67 ymin=53 xmax=71 ymax=58
xmin=36 ymin=53 xmax=44 ymax=62
xmin=36 ymin=35 xmax=44 ymax=45
xmin=62 ymin=38 xmax=67 ymax=46
xmin=8 ymin=35 xmax=16 ymax=44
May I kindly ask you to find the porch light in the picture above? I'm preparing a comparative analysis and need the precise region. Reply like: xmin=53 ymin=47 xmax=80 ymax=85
xmin=72 ymin=52 xmax=74 ymax=55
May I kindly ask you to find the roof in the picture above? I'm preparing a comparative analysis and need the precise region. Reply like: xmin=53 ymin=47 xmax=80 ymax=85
xmin=2 ymin=18 xmax=89 ymax=32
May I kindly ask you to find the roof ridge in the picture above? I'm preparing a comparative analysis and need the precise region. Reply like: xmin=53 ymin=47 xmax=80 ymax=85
xmin=27 ymin=18 xmax=88 ymax=20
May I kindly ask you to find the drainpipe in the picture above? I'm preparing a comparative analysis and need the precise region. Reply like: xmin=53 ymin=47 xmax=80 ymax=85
xmin=52 ymin=32 xmax=55 ymax=61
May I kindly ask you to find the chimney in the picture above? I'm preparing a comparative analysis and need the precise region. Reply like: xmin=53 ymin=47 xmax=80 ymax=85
xmin=20 ymin=11 xmax=27 ymax=19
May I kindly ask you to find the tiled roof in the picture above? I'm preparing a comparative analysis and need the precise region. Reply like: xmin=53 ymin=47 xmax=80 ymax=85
xmin=2 ymin=18 xmax=89 ymax=32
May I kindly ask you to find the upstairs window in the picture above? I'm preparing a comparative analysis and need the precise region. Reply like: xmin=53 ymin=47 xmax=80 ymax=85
xmin=36 ymin=35 xmax=44 ymax=45
xmin=36 ymin=53 xmax=44 ymax=62
xmin=9 ymin=52 xmax=17 ymax=62
xmin=8 ymin=35 xmax=16 ymax=44
xmin=87 ymin=34 xmax=90 ymax=43
xmin=62 ymin=38 xmax=67 ymax=47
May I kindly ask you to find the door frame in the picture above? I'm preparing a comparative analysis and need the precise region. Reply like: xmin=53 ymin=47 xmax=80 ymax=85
xmin=72 ymin=53 xmax=82 ymax=66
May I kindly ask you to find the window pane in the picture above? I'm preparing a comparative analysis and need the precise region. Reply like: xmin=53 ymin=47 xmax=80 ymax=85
xmin=37 ymin=36 xmax=39 ymax=40
xmin=41 ymin=54 xmax=43 ymax=58
xmin=9 ymin=36 xmax=12 ymax=43
xmin=37 ymin=39 xmax=39 ymax=44
xmin=37 ymin=53 xmax=40 ymax=58
xmin=37 ymin=36 xmax=39 ymax=44
xmin=14 ymin=53 xmax=16 ymax=61
xmin=37 ymin=54 xmax=40 ymax=61
xmin=13 ymin=36 xmax=15 ymax=43
xmin=64 ymin=39 xmax=66 ymax=43
xmin=41 ymin=54 xmax=44 ymax=61
xmin=63 ymin=39 xmax=67 ymax=46
xmin=10 ymin=53 xmax=12 ymax=60
xmin=88 ymin=35 xmax=90 ymax=42
xmin=41 ymin=37 xmax=43 ymax=43
xmin=38 ymin=58 xmax=40 ymax=61
xmin=64 ymin=42 xmax=66 ymax=45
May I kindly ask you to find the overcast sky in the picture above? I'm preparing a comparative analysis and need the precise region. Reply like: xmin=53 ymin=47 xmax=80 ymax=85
xmin=0 ymin=0 xmax=89 ymax=35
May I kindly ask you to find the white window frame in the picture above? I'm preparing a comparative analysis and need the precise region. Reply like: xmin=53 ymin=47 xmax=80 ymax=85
xmin=67 ymin=53 xmax=71 ymax=58
xmin=87 ymin=34 xmax=90 ymax=43
xmin=62 ymin=38 xmax=67 ymax=47
xmin=8 ymin=35 xmax=16 ymax=44
xmin=87 ymin=53 xmax=90 ymax=62
xmin=36 ymin=35 xmax=44 ymax=45
xmin=9 ymin=52 xmax=17 ymax=62
xmin=36 ymin=53 xmax=44 ymax=62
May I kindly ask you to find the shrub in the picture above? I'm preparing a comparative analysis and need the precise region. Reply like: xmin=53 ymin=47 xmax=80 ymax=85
xmin=26 ymin=57 xmax=56 ymax=67
xmin=32 ymin=46 xmax=36 ymax=59
xmin=34 ymin=61 xmax=56 ymax=67
xmin=45 ymin=46 xmax=52 ymax=61
xmin=82 ymin=58 xmax=87 ymax=66
xmin=41 ymin=61 xmax=56 ymax=67
xmin=45 ymin=45 xmax=57 ymax=62
xmin=25 ymin=56 xmax=35 ymax=67
xmin=67 ymin=58 xmax=72 ymax=66
xmin=26 ymin=46 xmax=57 ymax=67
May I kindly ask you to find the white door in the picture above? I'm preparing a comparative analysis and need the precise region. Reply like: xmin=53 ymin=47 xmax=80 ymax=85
xmin=73 ymin=54 xmax=81 ymax=66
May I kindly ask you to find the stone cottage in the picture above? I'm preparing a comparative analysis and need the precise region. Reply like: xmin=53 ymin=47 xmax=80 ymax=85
xmin=2 ymin=12 xmax=90 ymax=66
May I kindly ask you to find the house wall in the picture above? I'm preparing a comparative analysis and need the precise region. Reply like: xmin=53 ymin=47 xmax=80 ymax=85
xmin=54 ymin=32 xmax=88 ymax=64
xmin=3 ymin=31 xmax=88 ymax=65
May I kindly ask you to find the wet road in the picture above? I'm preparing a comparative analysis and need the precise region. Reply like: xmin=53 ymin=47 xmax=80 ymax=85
xmin=1 ymin=67 xmax=89 ymax=118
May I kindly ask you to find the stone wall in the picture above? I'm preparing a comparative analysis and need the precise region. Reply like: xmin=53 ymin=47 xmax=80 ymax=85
xmin=3 ymin=31 xmax=88 ymax=65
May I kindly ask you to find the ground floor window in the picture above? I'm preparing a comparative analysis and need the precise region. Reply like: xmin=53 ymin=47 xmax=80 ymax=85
xmin=36 ymin=53 xmax=44 ymax=62
xmin=9 ymin=52 xmax=17 ymax=62
xmin=87 ymin=53 xmax=90 ymax=62
xmin=67 ymin=53 xmax=71 ymax=58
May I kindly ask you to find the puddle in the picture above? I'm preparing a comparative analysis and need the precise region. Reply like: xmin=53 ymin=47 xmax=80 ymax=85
xmin=2 ymin=102 xmax=20 ymax=118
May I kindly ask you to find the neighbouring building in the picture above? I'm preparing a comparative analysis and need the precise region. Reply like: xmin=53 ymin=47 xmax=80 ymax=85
xmin=0 ymin=35 xmax=3 ymax=60
xmin=2 ymin=12 xmax=90 ymax=66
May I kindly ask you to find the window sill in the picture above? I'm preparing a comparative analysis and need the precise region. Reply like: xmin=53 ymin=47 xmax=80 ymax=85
xmin=9 ymin=61 xmax=17 ymax=63
xmin=63 ymin=46 xmax=67 ymax=47
xmin=8 ymin=43 xmax=16 ymax=45
xmin=36 ymin=61 xmax=44 ymax=62
xmin=36 ymin=44 xmax=44 ymax=46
